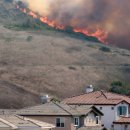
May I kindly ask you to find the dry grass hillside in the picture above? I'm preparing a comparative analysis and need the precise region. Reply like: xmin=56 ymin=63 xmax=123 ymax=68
xmin=0 ymin=0 xmax=130 ymax=108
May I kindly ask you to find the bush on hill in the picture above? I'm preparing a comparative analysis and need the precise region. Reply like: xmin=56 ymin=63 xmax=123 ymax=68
xmin=99 ymin=46 xmax=111 ymax=52
xmin=109 ymin=81 xmax=130 ymax=95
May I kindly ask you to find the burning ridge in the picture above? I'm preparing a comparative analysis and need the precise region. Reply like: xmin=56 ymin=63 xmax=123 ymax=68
xmin=15 ymin=1 xmax=107 ymax=43
xmin=14 ymin=0 xmax=130 ymax=49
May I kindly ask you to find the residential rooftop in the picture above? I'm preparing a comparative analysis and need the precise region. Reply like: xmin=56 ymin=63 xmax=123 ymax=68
xmin=62 ymin=90 xmax=130 ymax=105
xmin=0 ymin=115 xmax=55 ymax=129
xmin=113 ymin=117 xmax=130 ymax=124
xmin=16 ymin=102 xmax=103 ymax=116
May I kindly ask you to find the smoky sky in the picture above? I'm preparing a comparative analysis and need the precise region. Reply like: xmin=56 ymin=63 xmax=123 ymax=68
xmin=17 ymin=0 xmax=130 ymax=49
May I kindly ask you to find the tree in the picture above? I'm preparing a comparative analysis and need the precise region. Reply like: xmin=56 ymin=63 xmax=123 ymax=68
xmin=109 ymin=81 xmax=130 ymax=95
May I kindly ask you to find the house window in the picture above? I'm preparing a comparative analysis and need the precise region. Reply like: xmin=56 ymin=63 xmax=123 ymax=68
xmin=96 ymin=116 xmax=99 ymax=125
xmin=118 ymin=106 xmax=127 ymax=116
xmin=56 ymin=118 xmax=65 ymax=127
xmin=74 ymin=117 xmax=79 ymax=126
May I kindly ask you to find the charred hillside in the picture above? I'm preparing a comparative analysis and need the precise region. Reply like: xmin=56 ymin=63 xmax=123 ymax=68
xmin=0 ymin=0 xmax=130 ymax=108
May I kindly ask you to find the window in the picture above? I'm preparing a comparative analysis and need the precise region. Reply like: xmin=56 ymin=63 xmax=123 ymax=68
xmin=56 ymin=118 xmax=65 ymax=127
xmin=96 ymin=116 xmax=99 ymax=125
xmin=74 ymin=117 xmax=79 ymax=126
xmin=118 ymin=106 xmax=127 ymax=116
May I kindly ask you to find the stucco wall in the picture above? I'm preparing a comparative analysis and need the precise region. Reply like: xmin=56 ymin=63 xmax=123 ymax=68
xmin=19 ymin=127 xmax=42 ymax=130
xmin=0 ymin=128 xmax=11 ymax=130
xmin=96 ymin=105 xmax=116 ymax=130
xmin=96 ymin=102 xmax=129 ymax=130
xmin=114 ymin=124 xmax=130 ymax=130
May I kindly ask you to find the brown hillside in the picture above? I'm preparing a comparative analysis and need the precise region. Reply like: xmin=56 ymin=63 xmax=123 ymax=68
xmin=0 ymin=0 xmax=130 ymax=108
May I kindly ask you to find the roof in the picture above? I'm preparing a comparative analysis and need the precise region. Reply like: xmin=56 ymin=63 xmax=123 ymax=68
xmin=17 ymin=102 xmax=103 ymax=116
xmin=0 ymin=117 xmax=18 ymax=129
xmin=24 ymin=117 xmax=55 ymax=128
xmin=0 ymin=115 xmax=37 ymax=127
xmin=0 ymin=119 xmax=11 ymax=128
xmin=113 ymin=117 xmax=130 ymax=124
xmin=78 ymin=126 xmax=105 ymax=130
xmin=62 ymin=91 xmax=130 ymax=105
xmin=0 ymin=109 xmax=17 ymax=115
xmin=0 ymin=115 xmax=55 ymax=129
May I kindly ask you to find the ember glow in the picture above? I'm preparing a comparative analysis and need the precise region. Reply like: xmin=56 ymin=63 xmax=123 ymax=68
xmin=16 ymin=0 xmax=130 ymax=49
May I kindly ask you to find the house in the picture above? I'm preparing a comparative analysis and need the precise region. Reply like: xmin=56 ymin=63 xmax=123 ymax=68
xmin=113 ymin=117 xmax=130 ymax=130
xmin=62 ymin=86 xmax=130 ymax=130
xmin=17 ymin=102 xmax=105 ymax=130
xmin=0 ymin=114 xmax=55 ymax=130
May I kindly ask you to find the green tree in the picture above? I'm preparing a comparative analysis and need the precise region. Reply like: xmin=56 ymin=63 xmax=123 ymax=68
xmin=109 ymin=81 xmax=130 ymax=95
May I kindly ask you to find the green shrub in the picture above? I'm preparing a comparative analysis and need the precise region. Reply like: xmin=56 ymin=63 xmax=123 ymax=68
xmin=99 ymin=46 xmax=111 ymax=52
xmin=109 ymin=81 xmax=130 ymax=95
xmin=51 ymin=98 xmax=60 ymax=103
xmin=26 ymin=36 xmax=33 ymax=42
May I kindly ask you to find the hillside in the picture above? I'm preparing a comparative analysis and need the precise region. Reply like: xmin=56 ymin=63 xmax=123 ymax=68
xmin=0 ymin=0 xmax=130 ymax=108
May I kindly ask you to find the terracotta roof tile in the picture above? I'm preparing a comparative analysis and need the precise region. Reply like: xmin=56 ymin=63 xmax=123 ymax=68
xmin=114 ymin=117 xmax=130 ymax=124
xmin=62 ymin=91 xmax=130 ymax=105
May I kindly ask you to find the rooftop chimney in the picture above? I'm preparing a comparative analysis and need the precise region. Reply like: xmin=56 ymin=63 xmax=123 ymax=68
xmin=86 ymin=85 xmax=94 ymax=93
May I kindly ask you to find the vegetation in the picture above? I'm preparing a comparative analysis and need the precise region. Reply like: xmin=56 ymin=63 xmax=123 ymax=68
xmin=4 ymin=0 xmax=13 ymax=2
xmin=5 ymin=18 xmax=54 ymax=31
xmin=60 ymin=26 xmax=99 ymax=42
xmin=99 ymin=46 xmax=111 ymax=52
xmin=26 ymin=36 xmax=33 ymax=42
xmin=109 ymin=81 xmax=130 ymax=95
xmin=51 ymin=97 xmax=60 ymax=103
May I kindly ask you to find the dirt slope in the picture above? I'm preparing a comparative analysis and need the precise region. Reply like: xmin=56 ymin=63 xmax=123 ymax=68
xmin=0 ymin=0 xmax=130 ymax=108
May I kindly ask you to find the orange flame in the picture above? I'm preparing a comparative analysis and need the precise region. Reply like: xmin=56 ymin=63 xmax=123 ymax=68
xmin=16 ymin=5 xmax=108 ymax=43
xmin=74 ymin=28 xmax=108 ymax=43
xmin=29 ymin=11 xmax=38 ymax=19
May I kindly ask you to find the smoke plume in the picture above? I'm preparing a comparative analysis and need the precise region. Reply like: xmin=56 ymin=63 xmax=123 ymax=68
xmin=17 ymin=0 xmax=130 ymax=49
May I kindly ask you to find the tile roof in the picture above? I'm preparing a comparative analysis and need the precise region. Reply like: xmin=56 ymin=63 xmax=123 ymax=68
xmin=16 ymin=102 xmax=103 ymax=116
xmin=0 ymin=109 xmax=17 ymax=115
xmin=62 ymin=91 xmax=130 ymax=105
xmin=113 ymin=117 xmax=130 ymax=124
xmin=0 ymin=117 xmax=18 ymax=129
xmin=0 ymin=115 xmax=38 ymax=127
xmin=0 ymin=119 xmax=11 ymax=128
xmin=0 ymin=115 xmax=55 ymax=129
xmin=78 ymin=126 xmax=105 ymax=130
xmin=24 ymin=117 xmax=55 ymax=128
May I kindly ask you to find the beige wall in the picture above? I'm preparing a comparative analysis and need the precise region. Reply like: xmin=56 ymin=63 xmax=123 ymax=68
xmin=24 ymin=116 xmax=77 ymax=130
xmin=0 ymin=128 xmax=11 ymax=130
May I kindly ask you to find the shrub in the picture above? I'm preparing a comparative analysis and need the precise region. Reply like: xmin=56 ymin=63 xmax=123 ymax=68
xmin=109 ymin=81 xmax=130 ymax=95
xmin=51 ymin=98 xmax=60 ymax=103
xmin=99 ymin=46 xmax=111 ymax=52
xmin=68 ymin=66 xmax=77 ymax=70
xmin=26 ymin=36 xmax=33 ymax=42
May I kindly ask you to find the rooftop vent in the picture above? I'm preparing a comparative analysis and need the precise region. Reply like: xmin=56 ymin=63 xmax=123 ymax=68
xmin=40 ymin=94 xmax=51 ymax=104
xmin=86 ymin=85 xmax=94 ymax=93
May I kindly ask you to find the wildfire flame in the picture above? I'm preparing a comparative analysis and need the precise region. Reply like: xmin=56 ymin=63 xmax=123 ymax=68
xmin=15 ymin=0 xmax=130 ymax=49
xmin=73 ymin=29 xmax=108 ymax=43
xmin=16 ymin=5 xmax=108 ymax=43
